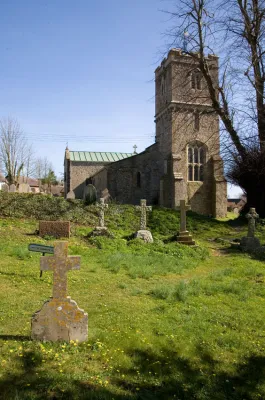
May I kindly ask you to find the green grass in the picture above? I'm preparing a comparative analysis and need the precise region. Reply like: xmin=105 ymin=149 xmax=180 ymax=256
xmin=0 ymin=202 xmax=265 ymax=399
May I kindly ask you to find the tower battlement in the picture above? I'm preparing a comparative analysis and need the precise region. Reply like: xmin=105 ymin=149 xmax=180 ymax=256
xmin=155 ymin=49 xmax=218 ymax=78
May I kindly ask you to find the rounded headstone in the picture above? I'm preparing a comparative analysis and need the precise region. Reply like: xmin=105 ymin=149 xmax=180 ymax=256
xmin=134 ymin=230 xmax=153 ymax=243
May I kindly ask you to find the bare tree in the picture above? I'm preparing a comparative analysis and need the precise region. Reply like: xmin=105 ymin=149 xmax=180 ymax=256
xmin=33 ymin=157 xmax=53 ymax=180
xmin=0 ymin=117 xmax=34 ymax=185
xmin=163 ymin=0 xmax=265 ymax=216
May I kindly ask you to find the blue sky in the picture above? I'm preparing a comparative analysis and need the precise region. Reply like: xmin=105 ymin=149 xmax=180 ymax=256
xmin=1 ymin=0 xmax=241 ymax=196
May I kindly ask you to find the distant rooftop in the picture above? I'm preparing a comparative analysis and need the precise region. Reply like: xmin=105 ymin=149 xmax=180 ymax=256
xmin=69 ymin=151 xmax=134 ymax=163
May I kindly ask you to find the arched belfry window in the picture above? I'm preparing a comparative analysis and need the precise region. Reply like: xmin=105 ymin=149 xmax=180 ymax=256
xmin=137 ymin=172 xmax=141 ymax=188
xmin=187 ymin=143 xmax=206 ymax=182
xmin=191 ymin=69 xmax=202 ymax=90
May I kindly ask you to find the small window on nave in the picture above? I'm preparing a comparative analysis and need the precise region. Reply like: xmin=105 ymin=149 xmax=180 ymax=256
xmin=137 ymin=172 xmax=141 ymax=188
xmin=187 ymin=143 xmax=205 ymax=182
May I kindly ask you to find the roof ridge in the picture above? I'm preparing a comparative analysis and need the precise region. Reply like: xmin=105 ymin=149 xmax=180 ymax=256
xmin=70 ymin=150 xmax=134 ymax=154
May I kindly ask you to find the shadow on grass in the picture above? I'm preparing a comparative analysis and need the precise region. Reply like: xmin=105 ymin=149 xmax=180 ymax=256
xmin=115 ymin=347 xmax=265 ymax=400
xmin=0 ymin=349 xmax=131 ymax=400
xmin=0 ymin=345 xmax=265 ymax=399
xmin=0 ymin=335 xmax=31 ymax=341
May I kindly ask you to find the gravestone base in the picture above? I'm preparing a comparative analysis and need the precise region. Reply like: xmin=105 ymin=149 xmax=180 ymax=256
xmin=31 ymin=296 xmax=88 ymax=342
xmin=134 ymin=230 xmax=153 ymax=243
xmin=92 ymin=226 xmax=109 ymax=236
xmin=176 ymin=231 xmax=195 ymax=246
xmin=240 ymin=236 xmax=260 ymax=253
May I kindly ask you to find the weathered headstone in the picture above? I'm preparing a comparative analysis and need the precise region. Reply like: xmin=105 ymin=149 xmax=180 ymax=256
xmin=83 ymin=184 xmax=97 ymax=204
xmin=240 ymin=207 xmax=260 ymax=252
xmin=9 ymin=184 xmax=16 ymax=193
xmin=176 ymin=200 xmax=195 ymax=245
xmin=246 ymin=208 xmax=259 ymax=237
xmin=1 ymin=184 xmax=9 ymax=192
xmin=135 ymin=199 xmax=153 ymax=243
xmin=19 ymin=183 xmax=31 ymax=193
xmin=66 ymin=190 xmax=75 ymax=199
xmin=39 ymin=221 xmax=70 ymax=238
xmin=31 ymin=241 xmax=88 ymax=342
xmin=101 ymin=188 xmax=110 ymax=202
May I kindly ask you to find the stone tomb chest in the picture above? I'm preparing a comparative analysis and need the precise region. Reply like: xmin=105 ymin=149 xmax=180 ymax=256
xmin=39 ymin=221 xmax=70 ymax=238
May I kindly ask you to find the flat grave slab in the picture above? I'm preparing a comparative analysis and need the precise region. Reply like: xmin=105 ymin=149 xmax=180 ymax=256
xmin=39 ymin=221 xmax=70 ymax=238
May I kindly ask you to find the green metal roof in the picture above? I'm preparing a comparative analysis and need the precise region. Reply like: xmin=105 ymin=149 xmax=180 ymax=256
xmin=70 ymin=151 xmax=134 ymax=163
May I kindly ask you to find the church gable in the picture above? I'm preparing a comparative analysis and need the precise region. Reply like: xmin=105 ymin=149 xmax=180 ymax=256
xmin=64 ymin=150 xmax=134 ymax=199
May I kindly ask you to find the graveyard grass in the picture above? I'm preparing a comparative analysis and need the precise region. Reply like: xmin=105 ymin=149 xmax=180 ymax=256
xmin=0 ymin=198 xmax=265 ymax=399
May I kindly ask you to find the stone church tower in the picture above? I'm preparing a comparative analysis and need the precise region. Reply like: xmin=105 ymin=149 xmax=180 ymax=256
xmin=155 ymin=49 xmax=226 ymax=216
xmin=64 ymin=48 xmax=227 ymax=217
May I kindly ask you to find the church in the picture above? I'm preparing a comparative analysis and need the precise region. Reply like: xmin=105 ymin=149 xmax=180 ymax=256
xmin=64 ymin=49 xmax=227 ymax=217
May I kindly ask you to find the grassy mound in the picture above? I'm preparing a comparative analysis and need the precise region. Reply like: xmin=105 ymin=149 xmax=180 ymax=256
xmin=0 ymin=199 xmax=265 ymax=399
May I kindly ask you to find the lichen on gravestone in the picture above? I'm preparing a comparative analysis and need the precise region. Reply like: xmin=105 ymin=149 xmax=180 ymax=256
xmin=31 ymin=241 xmax=88 ymax=342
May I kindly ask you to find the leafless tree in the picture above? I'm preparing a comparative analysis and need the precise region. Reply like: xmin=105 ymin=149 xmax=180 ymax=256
xmin=0 ymin=117 xmax=35 ymax=185
xmin=33 ymin=157 xmax=53 ymax=180
xmin=162 ymin=0 xmax=265 ymax=216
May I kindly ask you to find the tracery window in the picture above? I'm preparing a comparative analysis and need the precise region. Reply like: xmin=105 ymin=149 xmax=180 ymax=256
xmin=191 ymin=70 xmax=202 ymax=90
xmin=188 ymin=144 xmax=205 ymax=181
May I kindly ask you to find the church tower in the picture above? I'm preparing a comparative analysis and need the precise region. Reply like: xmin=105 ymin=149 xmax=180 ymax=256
xmin=155 ymin=49 xmax=227 ymax=217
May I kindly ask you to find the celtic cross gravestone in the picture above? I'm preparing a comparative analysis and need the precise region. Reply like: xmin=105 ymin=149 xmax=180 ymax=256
xmin=135 ymin=199 xmax=152 ymax=230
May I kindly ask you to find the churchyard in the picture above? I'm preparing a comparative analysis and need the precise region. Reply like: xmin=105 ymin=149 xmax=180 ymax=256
xmin=0 ymin=193 xmax=265 ymax=399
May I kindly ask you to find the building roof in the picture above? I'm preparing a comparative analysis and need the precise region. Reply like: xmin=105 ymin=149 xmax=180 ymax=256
xmin=18 ymin=177 xmax=39 ymax=187
xmin=69 ymin=151 xmax=134 ymax=163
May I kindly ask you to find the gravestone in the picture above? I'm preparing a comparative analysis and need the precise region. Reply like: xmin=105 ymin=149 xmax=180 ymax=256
xmin=1 ymin=184 xmax=9 ymax=192
xmin=101 ymin=188 xmax=110 ymax=202
xmin=31 ymin=241 xmax=88 ymax=342
xmin=240 ymin=207 xmax=260 ymax=252
xmin=66 ymin=190 xmax=75 ymax=199
xmin=39 ymin=221 xmax=70 ymax=238
xmin=83 ymin=184 xmax=97 ymax=204
xmin=91 ymin=198 xmax=109 ymax=236
xmin=135 ymin=199 xmax=153 ymax=243
xmin=96 ymin=198 xmax=108 ymax=228
xmin=19 ymin=183 xmax=31 ymax=193
xmin=176 ymin=200 xmax=195 ymax=245
xmin=9 ymin=184 xmax=16 ymax=193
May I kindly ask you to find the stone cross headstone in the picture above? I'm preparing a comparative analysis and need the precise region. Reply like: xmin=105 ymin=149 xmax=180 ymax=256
xmin=246 ymin=207 xmax=259 ymax=238
xmin=96 ymin=198 xmax=108 ymax=228
xmin=176 ymin=200 xmax=191 ymax=233
xmin=31 ymin=241 xmax=88 ymax=342
xmin=66 ymin=190 xmax=75 ymax=199
xmin=175 ymin=200 xmax=195 ymax=245
xmin=135 ymin=199 xmax=152 ymax=230
xmin=9 ymin=184 xmax=16 ymax=193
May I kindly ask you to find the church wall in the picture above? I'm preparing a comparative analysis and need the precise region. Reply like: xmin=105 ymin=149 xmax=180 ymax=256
xmin=171 ymin=110 xmax=221 ymax=215
xmin=69 ymin=161 xmax=108 ymax=199
xmin=91 ymin=144 xmax=163 ymax=205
